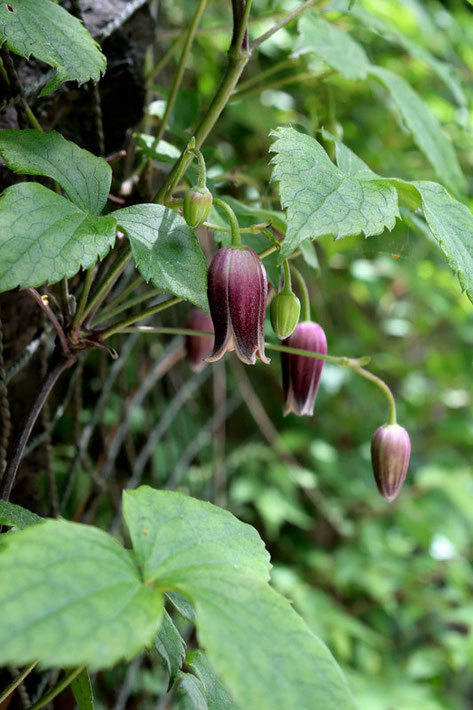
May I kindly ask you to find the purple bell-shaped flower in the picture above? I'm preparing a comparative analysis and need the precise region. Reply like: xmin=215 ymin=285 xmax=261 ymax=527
xmin=282 ymin=321 xmax=327 ymax=416
xmin=185 ymin=310 xmax=214 ymax=372
xmin=206 ymin=246 xmax=269 ymax=365
xmin=371 ymin=424 xmax=411 ymax=502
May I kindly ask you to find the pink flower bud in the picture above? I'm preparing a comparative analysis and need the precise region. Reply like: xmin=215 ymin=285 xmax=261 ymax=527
xmin=185 ymin=310 xmax=214 ymax=372
xmin=206 ymin=247 xmax=270 ymax=365
xmin=281 ymin=321 xmax=327 ymax=416
xmin=371 ymin=424 xmax=411 ymax=502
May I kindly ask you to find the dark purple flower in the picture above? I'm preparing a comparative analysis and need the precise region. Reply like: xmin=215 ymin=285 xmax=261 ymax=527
xmin=206 ymin=246 xmax=269 ymax=365
xmin=185 ymin=310 xmax=214 ymax=372
xmin=282 ymin=321 xmax=327 ymax=416
xmin=371 ymin=424 xmax=411 ymax=502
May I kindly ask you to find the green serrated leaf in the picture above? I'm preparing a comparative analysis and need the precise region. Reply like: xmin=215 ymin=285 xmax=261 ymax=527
xmin=368 ymin=65 xmax=466 ymax=197
xmin=0 ymin=0 xmax=106 ymax=96
xmin=293 ymin=15 xmax=370 ymax=80
xmin=71 ymin=667 xmax=95 ymax=710
xmin=155 ymin=609 xmax=186 ymax=687
xmin=0 ymin=519 xmax=163 ymax=669
xmin=0 ymin=183 xmax=116 ymax=293
xmin=123 ymin=487 xmax=357 ymax=710
xmin=166 ymin=591 xmax=196 ymax=624
xmin=178 ymin=650 xmax=238 ymax=710
xmin=115 ymin=204 xmax=209 ymax=312
xmin=0 ymin=500 xmax=43 ymax=529
xmin=0 ymin=130 xmax=111 ymax=214
xmin=271 ymin=127 xmax=399 ymax=259
xmin=412 ymin=181 xmax=473 ymax=304
xmin=320 ymin=131 xmax=473 ymax=300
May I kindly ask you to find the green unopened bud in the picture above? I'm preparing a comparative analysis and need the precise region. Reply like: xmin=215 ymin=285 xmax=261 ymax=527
xmin=270 ymin=292 xmax=301 ymax=339
xmin=183 ymin=186 xmax=213 ymax=228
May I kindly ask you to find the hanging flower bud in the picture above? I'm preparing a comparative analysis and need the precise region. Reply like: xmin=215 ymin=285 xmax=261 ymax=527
xmin=281 ymin=321 xmax=327 ymax=416
xmin=371 ymin=424 xmax=411 ymax=502
xmin=206 ymin=246 xmax=269 ymax=365
xmin=183 ymin=186 xmax=213 ymax=228
xmin=270 ymin=292 xmax=301 ymax=339
xmin=185 ymin=310 xmax=214 ymax=372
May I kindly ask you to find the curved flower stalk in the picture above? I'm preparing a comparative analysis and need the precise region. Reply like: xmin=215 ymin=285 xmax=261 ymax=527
xmin=185 ymin=310 xmax=214 ymax=371
xmin=206 ymin=246 xmax=269 ymax=365
xmin=371 ymin=424 xmax=411 ymax=502
xmin=282 ymin=321 xmax=327 ymax=416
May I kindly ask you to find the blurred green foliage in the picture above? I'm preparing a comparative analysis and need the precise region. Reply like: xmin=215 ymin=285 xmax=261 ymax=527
xmin=48 ymin=0 xmax=473 ymax=707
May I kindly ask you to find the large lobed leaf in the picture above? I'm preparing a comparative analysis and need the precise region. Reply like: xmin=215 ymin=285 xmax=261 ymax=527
xmin=0 ymin=130 xmax=112 ymax=214
xmin=0 ymin=0 xmax=106 ymax=96
xmin=124 ymin=487 xmax=357 ymax=710
xmin=0 ymin=488 xmax=357 ymax=708
xmin=0 ymin=519 xmax=163 ymax=669
xmin=283 ymin=128 xmax=473 ymax=303
xmin=271 ymin=126 xmax=399 ymax=260
xmin=0 ymin=500 xmax=43 ymax=529
xmin=115 ymin=204 xmax=209 ymax=312
xmin=0 ymin=183 xmax=116 ymax=293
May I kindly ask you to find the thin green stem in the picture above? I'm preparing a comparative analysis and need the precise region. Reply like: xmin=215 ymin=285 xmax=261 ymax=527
xmin=204 ymin=221 xmax=268 ymax=234
xmin=81 ymin=246 xmax=132 ymax=323
xmin=93 ymin=275 xmax=144 ymax=318
xmin=290 ymin=265 xmax=311 ymax=321
xmin=153 ymin=0 xmax=209 ymax=146
xmin=282 ymin=260 xmax=292 ymax=294
xmin=0 ymin=661 xmax=38 ymax=705
xmin=233 ymin=71 xmax=319 ymax=100
xmin=23 ymin=104 xmax=42 ymax=131
xmin=213 ymin=198 xmax=241 ymax=246
xmin=120 ymin=326 xmax=213 ymax=337
xmin=234 ymin=57 xmax=295 ymax=94
xmin=28 ymin=666 xmax=85 ymax=710
xmin=350 ymin=365 xmax=397 ymax=425
xmin=251 ymin=0 xmax=317 ymax=50
xmin=60 ymin=277 xmax=70 ymax=320
xmin=145 ymin=34 xmax=185 ymax=86
xmin=101 ymin=297 xmax=182 ymax=339
xmin=265 ymin=342 xmax=369 ymax=367
xmin=190 ymin=147 xmax=207 ymax=188
xmin=258 ymin=245 xmax=278 ymax=259
xmin=92 ymin=289 xmax=162 ymax=326
xmin=154 ymin=46 xmax=251 ymax=204
xmin=71 ymin=266 xmax=96 ymax=329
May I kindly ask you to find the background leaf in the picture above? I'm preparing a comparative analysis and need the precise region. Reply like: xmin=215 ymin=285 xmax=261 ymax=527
xmin=178 ymin=650 xmax=238 ymax=710
xmin=0 ymin=500 xmax=42 ymax=529
xmin=0 ymin=130 xmax=112 ymax=214
xmin=123 ymin=487 xmax=357 ymax=710
xmin=271 ymin=127 xmax=399 ymax=259
xmin=71 ymin=667 xmax=95 ymax=710
xmin=368 ymin=66 xmax=466 ymax=197
xmin=0 ymin=519 xmax=163 ymax=669
xmin=0 ymin=0 xmax=106 ymax=95
xmin=0 ymin=183 xmax=116 ymax=293
xmin=293 ymin=15 xmax=370 ymax=79
xmin=115 ymin=204 xmax=209 ymax=311
xmin=155 ymin=609 xmax=186 ymax=688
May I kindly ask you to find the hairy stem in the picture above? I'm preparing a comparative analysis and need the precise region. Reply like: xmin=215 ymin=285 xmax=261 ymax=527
xmin=27 ymin=289 xmax=71 ymax=357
